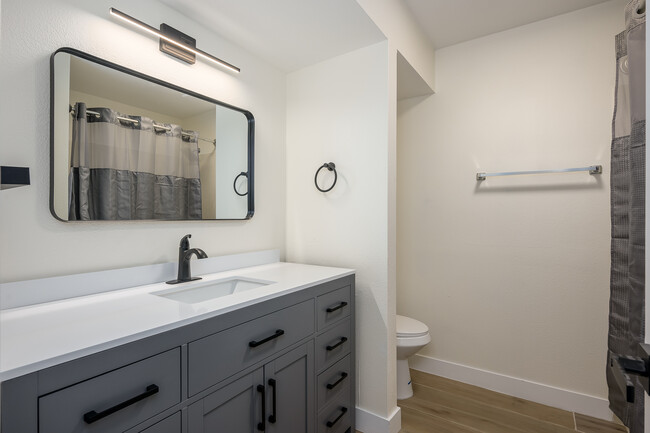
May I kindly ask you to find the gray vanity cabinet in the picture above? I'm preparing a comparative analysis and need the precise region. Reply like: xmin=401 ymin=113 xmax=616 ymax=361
xmin=188 ymin=368 xmax=263 ymax=432
xmin=264 ymin=342 xmax=314 ymax=433
xmin=188 ymin=343 xmax=314 ymax=433
xmin=139 ymin=413 xmax=182 ymax=433
xmin=38 ymin=348 xmax=182 ymax=433
xmin=0 ymin=274 xmax=355 ymax=433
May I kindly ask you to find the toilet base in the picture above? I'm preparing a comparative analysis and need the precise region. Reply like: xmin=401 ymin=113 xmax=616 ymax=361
xmin=396 ymin=358 xmax=413 ymax=400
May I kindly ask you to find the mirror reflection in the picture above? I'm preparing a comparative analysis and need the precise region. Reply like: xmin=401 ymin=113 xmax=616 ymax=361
xmin=51 ymin=48 xmax=254 ymax=221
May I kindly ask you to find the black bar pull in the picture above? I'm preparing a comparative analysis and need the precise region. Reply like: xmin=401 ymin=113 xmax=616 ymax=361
xmin=326 ymin=337 xmax=348 ymax=351
xmin=83 ymin=384 xmax=159 ymax=424
xmin=268 ymin=378 xmax=277 ymax=423
xmin=326 ymin=407 xmax=348 ymax=428
xmin=249 ymin=329 xmax=285 ymax=348
xmin=326 ymin=301 xmax=348 ymax=313
xmin=257 ymin=384 xmax=266 ymax=431
xmin=326 ymin=372 xmax=348 ymax=390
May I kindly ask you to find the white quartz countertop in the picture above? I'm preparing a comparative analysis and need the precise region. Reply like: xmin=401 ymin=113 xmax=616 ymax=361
xmin=0 ymin=262 xmax=353 ymax=381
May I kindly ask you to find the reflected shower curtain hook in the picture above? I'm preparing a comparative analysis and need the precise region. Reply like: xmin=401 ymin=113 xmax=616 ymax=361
xmin=314 ymin=162 xmax=337 ymax=192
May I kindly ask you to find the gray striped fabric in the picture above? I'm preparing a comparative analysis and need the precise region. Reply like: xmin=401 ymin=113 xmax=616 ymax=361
xmin=607 ymin=1 xmax=645 ymax=431
xmin=69 ymin=103 xmax=202 ymax=220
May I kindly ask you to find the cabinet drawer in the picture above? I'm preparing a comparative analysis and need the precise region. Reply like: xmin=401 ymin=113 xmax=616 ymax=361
xmin=317 ymin=285 xmax=351 ymax=330
xmin=39 ymin=348 xmax=181 ymax=433
xmin=316 ymin=318 xmax=351 ymax=372
xmin=317 ymin=354 xmax=351 ymax=409
xmin=317 ymin=386 xmax=351 ymax=433
xmin=188 ymin=299 xmax=314 ymax=396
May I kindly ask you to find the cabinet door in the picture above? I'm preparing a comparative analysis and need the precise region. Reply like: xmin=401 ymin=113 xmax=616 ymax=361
xmin=265 ymin=342 xmax=314 ymax=433
xmin=188 ymin=369 xmax=264 ymax=433
xmin=139 ymin=412 xmax=181 ymax=433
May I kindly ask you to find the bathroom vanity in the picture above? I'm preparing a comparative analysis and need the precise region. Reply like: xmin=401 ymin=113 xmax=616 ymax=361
xmin=0 ymin=256 xmax=355 ymax=433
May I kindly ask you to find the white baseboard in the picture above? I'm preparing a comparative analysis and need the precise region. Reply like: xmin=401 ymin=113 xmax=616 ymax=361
xmin=356 ymin=405 xmax=401 ymax=433
xmin=410 ymin=354 xmax=614 ymax=422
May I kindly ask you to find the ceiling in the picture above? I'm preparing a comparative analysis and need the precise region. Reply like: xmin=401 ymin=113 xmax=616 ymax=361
xmin=159 ymin=0 xmax=385 ymax=72
xmin=68 ymin=54 xmax=214 ymax=119
xmin=402 ymin=0 xmax=613 ymax=48
xmin=159 ymin=0 xmax=613 ymax=72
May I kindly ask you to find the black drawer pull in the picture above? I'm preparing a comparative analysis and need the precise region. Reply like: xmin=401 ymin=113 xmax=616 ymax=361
xmin=268 ymin=378 xmax=277 ymax=423
xmin=249 ymin=329 xmax=285 ymax=348
xmin=326 ymin=301 xmax=348 ymax=313
xmin=326 ymin=407 xmax=348 ymax=428
xmin=83 ymin=384 xmax=159 ymax=424
xmin=257 ymin=384 xmax=266 ymax=431
xmin=326 ymin=337 xmax=348 ymax=351
xmin=326 ymin=372 xmax=348 ymax=390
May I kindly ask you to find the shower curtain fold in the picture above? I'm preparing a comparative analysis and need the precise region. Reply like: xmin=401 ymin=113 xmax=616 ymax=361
xmin=607 ymin=1 xmax=645 ymax=432
xmin=68 ymin=103 xmax=202 ymax=220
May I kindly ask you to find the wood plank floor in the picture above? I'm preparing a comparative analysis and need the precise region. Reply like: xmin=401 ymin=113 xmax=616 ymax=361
xmin=397 ymin=370 xmax=628 ymax=433
xmin=357 ymin=369 xmax=628 ymax=433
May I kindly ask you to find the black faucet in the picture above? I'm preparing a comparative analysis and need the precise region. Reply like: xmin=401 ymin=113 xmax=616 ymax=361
xmin=166 ymin=234 xmax=208 ymax=284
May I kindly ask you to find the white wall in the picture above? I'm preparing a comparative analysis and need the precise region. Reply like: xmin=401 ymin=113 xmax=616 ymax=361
xmin=397 ymin=0 xmax=625 ymax=411
xmin=0 ymin=0 xmax=286 ymax=283
xmin=356 ymin=0 xmax=435 ymax=94
xmin=181 ymin=108 xmax=218 ymax=219
xmin=212 ymin=107 xmax=249 ymax=218
xmin=286 ymin=41 xmax=395 ymax=424
xmin=52 ymin=53 xmax=71 ymax=219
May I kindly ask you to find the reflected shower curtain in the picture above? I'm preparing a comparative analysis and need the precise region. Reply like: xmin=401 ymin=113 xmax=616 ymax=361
xmin=607 ymin=1 xmax=645 ymax=432
xmin=69 ymin=103 xmax=202 ymax=220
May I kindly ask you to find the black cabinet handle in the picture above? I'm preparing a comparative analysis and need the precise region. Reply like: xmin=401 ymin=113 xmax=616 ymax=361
xmin=326 ymin=301 xmax=348 ymax=313
xmin=326 ymin=337 xmax=348 ymax=351
xmin=268 ymin=378 xmax=277 ymax=423
xmin=326 ymin=372 xmax=348 ymax=390
xmin=83 ymin=384 xmax=159 ymax=424
xmin=326 ymin=407 xmax=348 ymax=428
xmin=249 ymin=329 xmax=285 ymax=348
xmin=257 ymin=384 xmax=266 ymax=431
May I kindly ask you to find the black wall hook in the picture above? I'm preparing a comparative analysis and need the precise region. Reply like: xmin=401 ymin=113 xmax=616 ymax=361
xmin=233 ymin=172 xmax=248 ymax=196
xmin=315 ymin=162 xmax=337 ymax=192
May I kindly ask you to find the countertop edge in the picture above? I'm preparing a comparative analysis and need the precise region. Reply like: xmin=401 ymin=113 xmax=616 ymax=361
xmin=0 ymin=266 xmax=354 ymax=382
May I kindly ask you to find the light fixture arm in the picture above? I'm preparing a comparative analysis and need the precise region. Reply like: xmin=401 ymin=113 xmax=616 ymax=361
xmin=109 ymin=7 xmax=240 ymax=73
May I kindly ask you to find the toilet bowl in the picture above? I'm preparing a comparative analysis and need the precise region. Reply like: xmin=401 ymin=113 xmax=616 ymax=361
xmin=396 ymin=315 xmax=431 ymax=400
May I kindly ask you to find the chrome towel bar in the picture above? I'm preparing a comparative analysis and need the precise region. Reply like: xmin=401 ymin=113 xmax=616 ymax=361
xmin=476 ymin=165 xmax=602 ymax=181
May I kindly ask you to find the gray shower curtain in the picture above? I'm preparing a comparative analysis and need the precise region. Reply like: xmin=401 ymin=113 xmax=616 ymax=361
xmin=69 ymin=103 xmax=202 ymax=220
xmin=607 ymin=1 xmax=645 ymax=432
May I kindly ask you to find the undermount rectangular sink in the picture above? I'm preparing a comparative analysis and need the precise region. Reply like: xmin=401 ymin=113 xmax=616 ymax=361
xmin=152 ymin=277 xmax=275 ymax=304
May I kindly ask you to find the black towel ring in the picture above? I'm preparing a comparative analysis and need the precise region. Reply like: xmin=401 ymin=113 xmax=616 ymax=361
xmin=314 ymin=162 xmax=337 ymax=193
xmin=233 ymin=172 xmax=248 ymax=196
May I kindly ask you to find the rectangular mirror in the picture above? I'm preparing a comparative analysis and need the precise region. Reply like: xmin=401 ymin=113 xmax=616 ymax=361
xmin=50 ymin=48 xmax=254 ymax=221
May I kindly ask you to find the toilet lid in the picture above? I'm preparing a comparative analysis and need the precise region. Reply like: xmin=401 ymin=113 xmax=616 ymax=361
xmin=396 ymin=315 xmax=429 ymax=338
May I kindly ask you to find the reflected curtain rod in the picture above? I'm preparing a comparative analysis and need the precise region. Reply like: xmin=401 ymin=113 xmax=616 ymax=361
xmin=70 ymin=106 xmax=216 ymax=146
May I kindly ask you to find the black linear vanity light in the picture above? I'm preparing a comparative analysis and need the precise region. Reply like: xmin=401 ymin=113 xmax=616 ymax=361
xmin=109 ymin=7 xmax=240 ymax=73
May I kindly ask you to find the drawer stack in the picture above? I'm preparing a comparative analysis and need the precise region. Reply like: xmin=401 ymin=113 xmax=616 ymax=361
xmin=315 ymin=285 xmax=353 ymax=433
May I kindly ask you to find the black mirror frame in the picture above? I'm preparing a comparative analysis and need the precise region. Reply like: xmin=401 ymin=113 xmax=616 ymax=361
xmin=49 ymin=47 xmax=255 ymax=222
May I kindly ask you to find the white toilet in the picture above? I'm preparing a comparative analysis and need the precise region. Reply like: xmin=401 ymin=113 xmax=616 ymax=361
xmin=396 ymin=315 xmax=431 ymax=400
